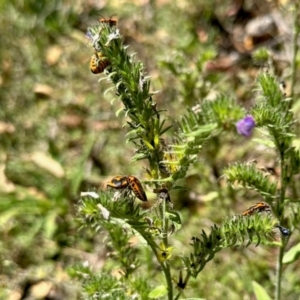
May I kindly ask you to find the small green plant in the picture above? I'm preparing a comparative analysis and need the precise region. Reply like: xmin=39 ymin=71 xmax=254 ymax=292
xmin=75 ymin=17 xmax=300 ymax=300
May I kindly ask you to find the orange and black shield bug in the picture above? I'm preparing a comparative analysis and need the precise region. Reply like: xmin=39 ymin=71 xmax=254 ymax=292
xmin=90 ymin=52 xmax=110 ymax=74
xmin=127 ymin=175 xmax=148 ymax=202
xmin=242 ymin=202 xmax=271 ymax=216
xmin=107 ymin=175 xmax=147 ymax=202
xmin=99 ymin=15 xmax=117 ymax=27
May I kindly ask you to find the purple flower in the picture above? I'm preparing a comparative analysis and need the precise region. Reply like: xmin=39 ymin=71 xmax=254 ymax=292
xmin=236 ymin=115 xmax=255 ymax=137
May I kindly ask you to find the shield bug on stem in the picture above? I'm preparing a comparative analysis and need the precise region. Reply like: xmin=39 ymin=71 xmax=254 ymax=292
xmin=99 ymin=15 xmax=117 ymax=27
xmin=90 ymin=52 xmax=110 ymax=74
xmin=127 ymin=175 xmax=148 ymax=202
xmin=107 ymin=175 xmax=147 ymax=202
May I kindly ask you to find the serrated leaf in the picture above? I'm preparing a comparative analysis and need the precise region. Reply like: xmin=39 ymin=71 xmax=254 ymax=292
xmin=252 ymin=281 xmax=271 ymax=300
xmin=283 ymin=243 xmax=300 ymax=264
xmin=148 ymin=285 xmax=168 ymax=298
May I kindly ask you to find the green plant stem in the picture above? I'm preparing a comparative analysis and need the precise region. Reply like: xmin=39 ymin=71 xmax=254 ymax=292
xmin=161 ymin=197 xmax=173 ymax=299
xmin=161 ymin=197 xmax=168 ymax=245
xmin=142 ymin=234 xmax=173 ymax=300
xmin=277 ymin=154 xmax=286 ymax=219
xmin=275 ymin=245 xmax=285 ymax=300
xmin=164 ymin=262 xmax=173 ymax=300
xmin=275 ymin=154 xmax=287 ymax=299
xmin=137 ymin=200 xmax=173 ymax=300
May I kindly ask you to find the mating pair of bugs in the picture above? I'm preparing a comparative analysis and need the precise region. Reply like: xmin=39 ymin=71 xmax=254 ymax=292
xmin=90 ymin=16 xmax=117 ymax=74
xmin=242 ymin=202 xmax=271 ymax=216
xmin=107 ymin=175 xmax=148 ymax=202
xmin=242 ymin=202 xmax=289 ymax=236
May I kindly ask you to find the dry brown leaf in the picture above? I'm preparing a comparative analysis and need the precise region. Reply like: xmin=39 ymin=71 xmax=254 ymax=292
xmin=59 ymin=114 xmax=83 ymax=128
xmin=29 ymin=281 xmax=53 ymax=299
xmin=92 ymin=120 xmax=121 ymax=130
xmin=111 ymin=268 xmax=125 ymax=279
xmin=8 ymin=290 xmax=22 ymax=300
xmin=33 ymin=83 xmax=54 ymax=98
xmin=30 ymin=151 xmax=65 ymax=178
xmin=46 ymin=45 xmax=63 ymax=65
xmin=0 ymin=121 xmax=15 ymax=134
xmin=0 ymin=164 xmax=15 ymax=193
